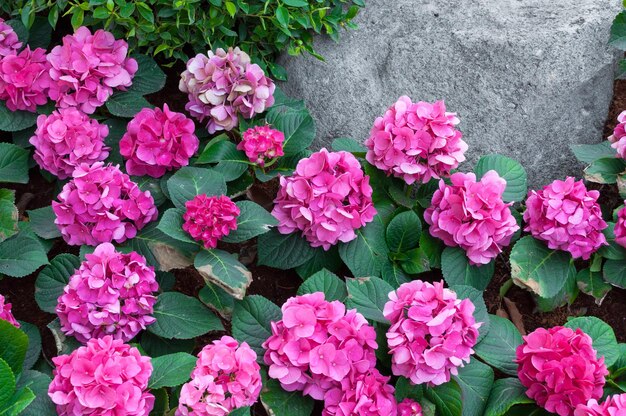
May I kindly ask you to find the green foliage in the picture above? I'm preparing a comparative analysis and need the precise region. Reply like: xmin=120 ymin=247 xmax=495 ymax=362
xmin=297 ymin=268 xmax=347 ymax=301
xmin=149 ymin=292 xmax=224 ymax=339
xmin=474 ymin=315 xmax=522 ymax=376
xmin=35 ymin=254 xmax=80 ymax=313
xmin=474 ymin=154 xmax=527 ymax=202
xmin=195 ymin=249 xmax=252 ymax=299
xmin=231 ymin=295 xmax=281 ymax=361
xmin=149 ymin=352 xmax=196 ymax=389
xmin=564 ymin=316 xmax=620 ymax=367
xmin=345 ymin=276 xmax=394 ymax=323
xmin=441 ymin=247 xmax=495 ymax=291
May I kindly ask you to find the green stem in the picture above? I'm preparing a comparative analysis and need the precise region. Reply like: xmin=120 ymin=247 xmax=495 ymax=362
xmin=499 ymin=278 xmax=514 ymax=298
xmin=590 ymin=253 xmax=603 ymax=273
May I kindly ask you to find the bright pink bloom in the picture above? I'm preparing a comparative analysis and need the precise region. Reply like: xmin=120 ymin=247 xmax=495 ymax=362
xmin=263 ymin=292 xmax=378 ymax=401
xmin=0 ymin=18 xmax=21 ymax=57
xmin=0 ymin=294 xmax=20 ymax=328
xmin=0 ymin=47 xmax=52 ymax=112
xmin=52 ymin=162 xmax=158 ymax=246
xmin=120 ymin=104 xmax=199 ymax=177
xmin=365 ymin=96 xmax=468 ymax=185
xmin=384 ymin=280 xmax=480 ymax=386
xmin=272 ymin=148 xmax=377 ymax=250
xmin=397 ymin=399 xmax=423 ymax=416
xmin=614 ymin=204 xmax=626 ymax=249
xmin=424 ymin=171 xmax=519 ymax=265
xmin=238 ymin=125 xmax=284 ymax=166
xmin=47 ymin=27 xmax=138 ymax=114
xmin=182 ymin=194 xmax=239 ymax=249
xmin=56 ymin=243 xmax=158 ymax=344
xmin=176 ymin=336 xmax=261 ymax=415
xmin=516 ymin=326 xmax=608 ymax=416
xmin=179 ymin=47 xmax=275 ymax=133
xmin=322 ymin=368 xmax=397 ymax=416
xmin=609 ymin=111 xmax=626 ymax=159
xmin=524 ymin=177 xmax=607 ymax=260
xmin=575 ymin=394 xmax=626 ymax=416
xmin=30 ymin=107 xmax=109 ymax=179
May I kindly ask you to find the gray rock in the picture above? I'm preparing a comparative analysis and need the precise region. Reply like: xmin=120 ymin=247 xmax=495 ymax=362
xmin=279 ymin=0 xmax=622 ymax=187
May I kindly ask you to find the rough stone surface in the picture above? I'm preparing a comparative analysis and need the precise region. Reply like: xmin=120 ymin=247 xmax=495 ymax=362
xmin=279 ymin=0 xmax=622 ymax=187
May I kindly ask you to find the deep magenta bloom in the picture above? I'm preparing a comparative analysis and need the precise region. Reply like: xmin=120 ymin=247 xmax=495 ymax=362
xmin=383 ymin=280 xmax=480 ymax=386
xmin=0 ymin=47 xmax=52 ymax=112
xmin=609 ymin=111 xmax=626 ymax=159
xmin=322 ymin=368 xmax=397 ymax=416
xmin=176 ymin=336 xmax=262 ymax=415
xmin=120 ymin=104 xmax=199 ymax=177
xmin=0 ymin=294 xmax=19 ymax=328
xmin=47 ymin=27 xmax=138 ymax=114
xmin=48 ymin=336 xmax=154 ymax=416
xmin=397 ymin=399 xmax=423 ymax=416
xmin=179 ymin=47 xmax=275 ymax=133
xmin=238 ymin=125 xmax=285 ymax=166
xmin=614 ymin=204 xmax=626 ymax=249
xmin=365 ymin=96 xmax=468 ymax=184
xmin=272 ymin=148 xmax=377 ymax=250
xmin=52 ymin=162 xmax=158 ymax=246
xmin=30 ymin=107 xmax=109 ymax=179
xmin=516 ymin=326 xmax=608 ymax=416
xmin=424 ymin=171 xmax=519 ymax=265
xmin=182 ymin=194 xmax=239 ymax=249
xmin=0 ymin=18 xmax=22 ymax=57
xmin=56 ymin=243 xmax=158 ymax=343
xmin=523 ymin=177 xmax=607 ymax=260
xmin=575 ymin=394 xmax=626 ymax=416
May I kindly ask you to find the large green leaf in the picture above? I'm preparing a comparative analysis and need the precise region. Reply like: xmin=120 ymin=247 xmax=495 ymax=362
xmin=195 ymin=249 xmax=252 ymax=300
xmin=128 ymin=54 xmax=166 ymax=95
xmin=295 ymin=246 xmax=342 ymax=279
xmin=196 ymin=137 xmax=250 ymax=181
xmin=140 ymin=332 xmax=195 ymax=358
xmin=583 ymin=157 xmax=626 ymax=184
xmin=156 ymin=208 xmax=198 ymax=245
xmin=231 ymin=295 xmax=281 ymax=361
xmin=450 ymin=285 xmax=490 ymax=343
xmin=15 ymin=370 xmax=55 ymax=416
xmin=603 ymin=258 xmax=626 ymax=289
xmin=222 ymin=201 xmax=277 ymax=243
xmin=257 ymin=229 xmax=316 ymax=270
xmin=577 ymin=268 xmax=612 ymax=305
xmin=610 ymin=11 xmax=626 ymax=50
xmin=26 ymin=206 xmax=61 ymax=240
xmin=564 ymin=316 xmax=620 ymax=367
xmin=19 ymin=322 xmax=41 ymax=371
xmin=454 ymin=359 xmax=494 ymax=416
xmin=474 ymin=315 xmax=522 ymax=376
xmin=35 ymin=254 xmax=80 ymax=313
xmin=149 ymin=352 xmax=196 ymax=389
xmin=167 ymin=167 xmax=227 ymax=208
xmin=0 ymin=232 xmax=48 ymax=277
xmin=570 ymin=141 xmax=616 ymax=164
xmin=134 ymin=175 xmax=166 ymax=207
xmin=106 ymin=92 xmax=153 ymax=118
xmin=261 ymin=378 xmax=314 ymax=416
xmin=598 ymin=223 xmax=626 ymax=260
xmin=474 ymin=154 xmax=527 ymax=202
xmin=386 ymin=210 xmax=421 ymax=253
xmin=198 ymin=283 xmax=235 ymax=318
xmin=483 ymin=378 xmax=533 ymax=416
xmin=297 ymin=269 xmax=347 ymax=301
xmin=265 ymin=104 xmax=315 ymax=155
xmin=424 ymin=379 xmax=463 ymax=416
xmin=441 ymin=247 xmax=494 ymax=291
xmin=0 ymin=102 xmax=37 ymax=132
xmin=124 ymin=223 xmax=194 ymax=271
xmin=339 ymin=216 xmax=388 ymax=277
xmin=0 ymin=320 xmax=28 ymax=375
xmin=0 ymin=189 xmax=18 ymax=242
xmin=0 ymin=358 xmax=16 ymax=409
xmin=0 ymin=143 xmax=29 ymax=183
xmin=345 ymin=276 xmax=394 ymax=323
xmin=149 ymin=292 xmax=224 ymax=339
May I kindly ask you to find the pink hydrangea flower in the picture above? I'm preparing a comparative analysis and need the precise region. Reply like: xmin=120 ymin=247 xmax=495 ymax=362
xmin=47 ymin=27 xmax=138 ymax=114
xmin=263 ymin=292 xmax=378 ymax=401
xmin=0 ymin=47 xmax=52 ymax=112
xmin=176 ymin=336 xmax=262 ymax=415
xmin=272 ymin=148 xmax=377 ymax=250
xmin=322 ymin=368 xmax=397 ymax=416
xmin=179 ymin=47 xmax=275 ymax=133
xmin=52 ymin=162 xmax=158 ymax=246
xmin=182 ymin=194 xmax=239 ymax=249
xmin=424 ymin=171 xmax=519 ymax=265
xmin=383 ymin=280 xmax=481 ymax=386
xmin=523 ymin=177 xmax=608 ymax=260
xmin=238 ymin=125 xmax=285 ymax=167
xmin=614 ymin=204 xmax=626 ymax=249
xmin=365 ymin=96 xmax=468 ymax=185
xmin=48 ymin=336 xmax=154 ymax=416
xmin=575 ymin=394 xmax=626 ymax=416
xmin=516 ymin=326 xmax=608 ymax=416
xmin=30 ymin=107 xmax=110 ymax=179
xmin=0 ymin=18 xmax=22 ymax=57
xmin=56 ymin=243 xmax=158 ymax=343
xmin=609 ymin=111 xmax=626 ymax=159
xmin=0 ymin=294 xmax=20 ymax=328
xmin=397 ymin=399 xmax=423 ymax=416
xmin=120 ymin=104 xmax=199 ymax=177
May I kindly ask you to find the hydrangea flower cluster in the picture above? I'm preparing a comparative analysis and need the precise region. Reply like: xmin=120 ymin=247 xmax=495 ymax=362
xmin=614 ymin=205 xmax=626 ymax=249
xmin=0 ymin=47 xmax=52 ymax=112
xmin=383 ymin=280 xmax=481 ymax=386
xmin=120 ymin=104 xmax=199 ymax=177
xmin=424 ymin=171 xmax=519 ymax=265
xmin=523 ymin=177 xmax=607 ymax=260
xmin=322 ymin=368 xmax=397 ymax=416
xmin=272 ymin=149 xmax=377 ymax=250
xmin=179 ymin=47 xmax=275 ymax=133
xmin=182 ymin=194 xmax=239 ymax=249
xmin=0 ymin=294 xmax=20 ymax=328
xmin=608 ymin=111 xmax=626 ymax=159
xmin=48 ymin=336 xmax=154 ymax=416
xmin=30 ymin=107 xmax=110 ymax=179
xmin=47 ymin=27 xmax=138 ymax=114
xmin=365 ymin=96 xmax=468 ymax=185
xmin=516 ymin=326 xmax=608 ymax=416
xmin=53 ymin=162 xmax=158 ymax=246
xmin=575 ymin=394 xmax=626 ymax=416
xmin=397 ymin=399 xmax=423 ymax=416
xmin=263 ymin=292 xmax=378 ymax=401
xmin=56 ymin=243 xmax=158 ymax=343
xmin=0 ymin=18 xmax=21 ymax=57
xmin=177 ymin=336 xmax=262 ymax=415
xmin=238 ymin=125 xmax=285 ymax=166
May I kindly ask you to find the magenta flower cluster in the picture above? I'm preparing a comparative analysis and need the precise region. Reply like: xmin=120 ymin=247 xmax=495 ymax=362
xmin=614 ymin=204 xmax=626 ymax=249
xmin=177 ymin=336 xmax=262 ymax=415
xmin=365 ymin=96 xmax=468 ymax=185
xmin=397 ymin=399 xmax=423 ymax=416
xmin=179 ymin=47 xmax=275 ymax=133
xmin=384 ymin=280 xmax=480 ymax=386
xmin=53 ymin=162 xmax=158 ymax=246
xmin=182 ymin=194 xmax=240 ymax=249
xmin=575 ymin=394 xmax=626 ymax=416
xmin=425 ymin=171 xmax=519 ymax=265
xmin=0 ymin=18 xmax=21 ymax=57
xmin=524 ymin=177 xmax=607 ymax=260
xmin=0 ymin=47 xmax=53 ymax=112
xmin=56 ymin=243 xmax=158 ymax=344
xmin=323 ymin=368 xmax=397 ymax=416
xmin=120 ymin=104 xmax=199 ymax=177
xmin=238 ymin=125 xmax=285 ymax=166
xmin=30 ymin=107 xmax=110 ymax=179
xmin=609 ymin=111 xmax=626 ymax=159
xmin=0 ymin=294 xmax=19 ymax=328
xmin=516 ymin=326 xmax=608 ymax=416
xmin=272 ymin=149 xmax=377 ymax=250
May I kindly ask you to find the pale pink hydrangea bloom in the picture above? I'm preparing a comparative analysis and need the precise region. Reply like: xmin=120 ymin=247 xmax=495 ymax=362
xmin=322 ymin=368 xmax=397 ymax=416
xmin=397 ymin=399 xmax=423 ymax=416
xmin=516 ymin=326 xmax=608 ymax=416
xmin=263 ymin=292 xmax=378 ymax=401
xmin=47 ymin=27 xmax=138 ymax=114
xmin=609 ymin=111 xmax=626 ymax=159
xmin=0 ymin=294 xmax=20 ymax=328
xmin=614 ymin=204 xmax=626 ymax=249
xmin=524 ymin=177 xmax=608 ymax=260
xmin=272 ymin=148 xmax=377 ymax=250
xmin=238 ymin=125 xmax=285 ymax=166
xmin=424 ymin=171 xmax=519 ymax=265
xmin=176 ymin=336 xmax=262 ymax=415
xmin=0 ymin=47 xmax=52 ymax=112
xmin=182 ymin=194 xmax=239 ymax=249
xmin=179 ymin=47 xmax=275 ymax=133
xmin=0 ymin=18 xmax=22 ymax=57
xmin=52 ymin=162 xmax=158 ymax=246
xmin=56 ymin=243 xmax=158 ymax=343
xmin=365 ymin=96 xmax=468 ymax=185
xmin=30 ymin=107 xmax=110 ymax=179
xmin=384 ymin=280 xmax=480 ymax=386
xmin=575 ymin=394 xmax=626 ymax=416
xmin=120 ymin=104 xmax=199 ymax=177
